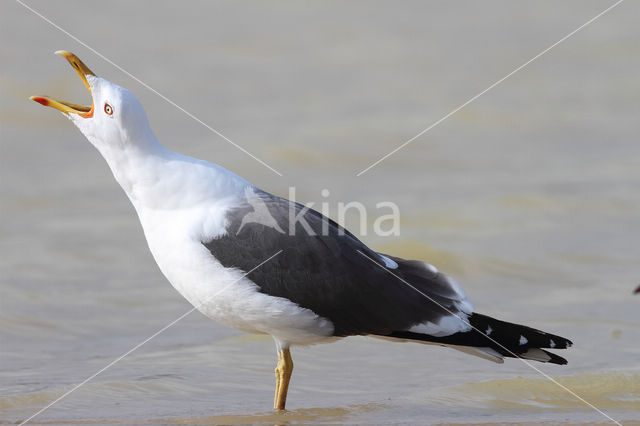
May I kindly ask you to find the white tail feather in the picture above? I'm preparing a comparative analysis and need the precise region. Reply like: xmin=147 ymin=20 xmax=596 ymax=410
xmin=450 ymin=346 xmax=504 ymax=364
xmin=518 ymin=348 xmax=552 ymax=362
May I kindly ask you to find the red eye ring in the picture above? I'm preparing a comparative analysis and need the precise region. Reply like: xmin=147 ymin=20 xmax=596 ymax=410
xmin=104 ymin=103 xmax=114 ymax=115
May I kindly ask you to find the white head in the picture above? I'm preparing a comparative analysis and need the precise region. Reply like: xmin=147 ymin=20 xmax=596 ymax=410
xmin=31 ymin=51 xmax=155 ymax=156
xmin=31 ymin=52 xmax=242 ymax=207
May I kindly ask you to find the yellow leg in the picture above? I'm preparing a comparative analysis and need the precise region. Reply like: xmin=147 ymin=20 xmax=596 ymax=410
xmin=273 ymin=348 xmax=293 ymax=410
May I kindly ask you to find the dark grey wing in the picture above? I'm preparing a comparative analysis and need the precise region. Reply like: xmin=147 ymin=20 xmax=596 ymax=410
xmin=203 ymin=188 xmax=472 ymax=337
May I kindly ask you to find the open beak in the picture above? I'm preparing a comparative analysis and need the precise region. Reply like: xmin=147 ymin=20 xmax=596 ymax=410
xmin=30 ymin=51 xmax=95 ymax=118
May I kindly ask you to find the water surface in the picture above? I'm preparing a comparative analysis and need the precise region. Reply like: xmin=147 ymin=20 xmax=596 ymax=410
xmin=2 ymin=1 xmax=639 ymax=424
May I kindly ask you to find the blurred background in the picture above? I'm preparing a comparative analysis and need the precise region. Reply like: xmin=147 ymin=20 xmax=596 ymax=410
xmin=1 ymin=1 xmax=638 ymax=424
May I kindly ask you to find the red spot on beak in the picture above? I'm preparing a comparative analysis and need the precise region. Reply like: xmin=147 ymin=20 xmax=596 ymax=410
xmin=31 ymin=96 xmax=50 ymax=106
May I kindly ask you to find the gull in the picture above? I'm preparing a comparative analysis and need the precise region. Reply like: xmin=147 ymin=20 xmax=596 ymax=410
xmin=31 ymin=51 xmax=572 ymax=411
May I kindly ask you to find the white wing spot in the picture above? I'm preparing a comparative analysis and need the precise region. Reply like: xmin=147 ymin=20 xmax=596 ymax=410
xmin=549 ymin=339 xmax=556 ymax=348
xmin=519 ymin=335 xmax=528 ymax=345
xmin=486 ymin=325 xmax=492 ymax=335
xmin=379 ymin=255 xmax=398 ymax=269
xmin=424 ymin=262 xmax=439 ymax=274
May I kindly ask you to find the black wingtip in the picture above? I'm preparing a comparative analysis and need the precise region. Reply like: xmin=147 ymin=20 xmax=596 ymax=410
xmin=542 ymin=349 xmax=568 ymax=365
xmin=548 ymin=335 xmax=573 ymax=350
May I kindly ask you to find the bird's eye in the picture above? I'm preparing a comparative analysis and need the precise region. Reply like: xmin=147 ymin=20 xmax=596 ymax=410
xmin=104 ymin=103 xmax=114 ymax=115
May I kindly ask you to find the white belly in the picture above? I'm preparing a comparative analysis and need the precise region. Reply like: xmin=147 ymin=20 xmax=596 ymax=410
xmin=137 ymin=207 xmax=335 ymax=346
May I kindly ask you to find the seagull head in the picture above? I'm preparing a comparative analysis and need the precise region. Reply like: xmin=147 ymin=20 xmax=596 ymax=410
xmin=31 ymin=51 xmax=152 ymax=151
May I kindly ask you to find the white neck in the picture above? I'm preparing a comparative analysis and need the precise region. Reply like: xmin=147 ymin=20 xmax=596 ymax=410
xmin=92 ymin=131 xmax=250 ymax=212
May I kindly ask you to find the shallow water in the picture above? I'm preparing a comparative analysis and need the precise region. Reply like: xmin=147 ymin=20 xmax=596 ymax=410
xmin=2 ymin=1 xmax=639 ymax=424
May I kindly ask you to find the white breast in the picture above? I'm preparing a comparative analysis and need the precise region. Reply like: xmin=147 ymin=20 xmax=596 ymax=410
xmin=109 ymin=149 xmax=334 ymax=345
xmin=135 ymin=204 xmax=335 ymax=345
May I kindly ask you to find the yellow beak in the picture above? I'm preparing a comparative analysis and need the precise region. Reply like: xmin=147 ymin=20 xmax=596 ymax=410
xmin=30 ymin=51 xmax=95 ymax=118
